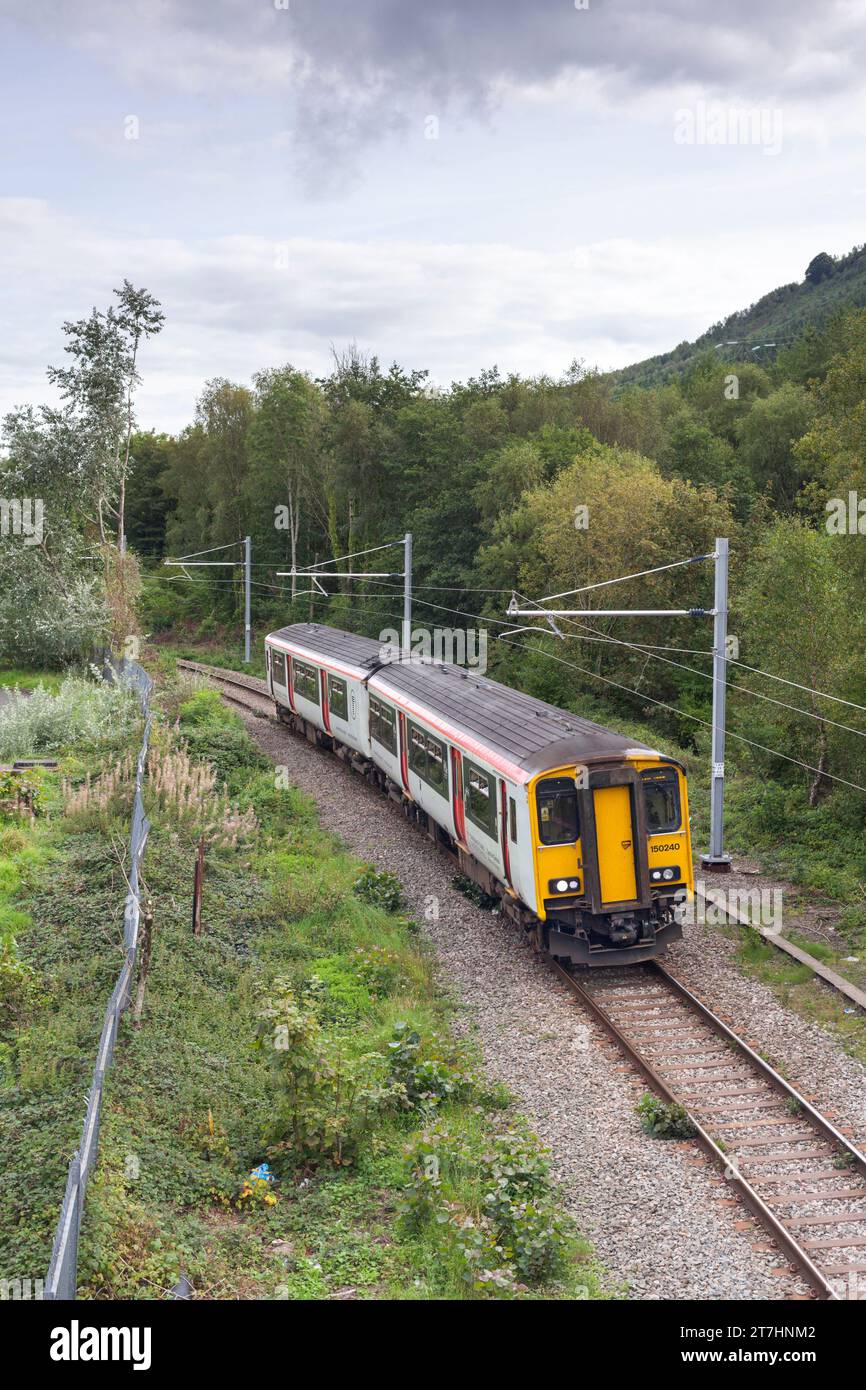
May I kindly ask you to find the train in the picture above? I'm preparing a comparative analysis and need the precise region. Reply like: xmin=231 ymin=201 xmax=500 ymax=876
xmin=264 ymin=622 xmax=694 ymax=966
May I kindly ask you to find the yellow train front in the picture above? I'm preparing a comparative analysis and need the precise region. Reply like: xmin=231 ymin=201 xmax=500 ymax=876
xmin=264 ymin=623 xmax=694 ymax=968
xmin=527 ymin=752 xmax=693 ymax=967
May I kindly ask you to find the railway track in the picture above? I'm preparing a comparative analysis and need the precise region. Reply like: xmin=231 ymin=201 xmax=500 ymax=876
xmin=560 ymin=961 xmax=866 ymax=1300
xmin=179 ymin=656 xmax=866 ymax=1299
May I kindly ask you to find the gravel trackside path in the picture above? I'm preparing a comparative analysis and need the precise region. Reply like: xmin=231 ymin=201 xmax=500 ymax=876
xmin=237 ymin=709 xmax=812 ymax=1301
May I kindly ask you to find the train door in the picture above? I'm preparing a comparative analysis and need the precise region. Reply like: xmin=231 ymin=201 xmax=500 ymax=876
xmin=398 ymin=711 xmax=410 ymax=793
xmin=451 ymin=747 xmax=466 ymax=844
xmin=593 ymin=784 xmax=637 ymax=905
xmin=499 ymin=780 xmax=513 ymax=889
xmin=320 ymin=669 xmax=331 ymax=733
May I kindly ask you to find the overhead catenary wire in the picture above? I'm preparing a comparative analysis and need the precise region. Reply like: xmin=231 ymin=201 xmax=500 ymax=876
xmin=725 ymin=657 xmax=866 ymax=716
xmin=163 ymin=540 xmax=243 ymax=561
xmin=357 ymin=575 xmax=866 ymax=756
xmin=290 ymin=538 xmax=404 ymax=569
xmin=161 ymin=559 xmax=866 ymax=782
xmin=527 ymin=552 xmax=713 ymax=605
xmin=541 ymin=612 xmax=866 ymax=741
xmin=495 ymin=635 xmax=866 ymax=797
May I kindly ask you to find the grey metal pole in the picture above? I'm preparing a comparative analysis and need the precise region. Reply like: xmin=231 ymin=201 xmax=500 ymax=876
xmin=702 ymin=537 xmax=731 ymax=871
xmin=402 ymin=531 xmax=413 ymax=660
xmin=243 ymin=536 xmax=251 ymax=665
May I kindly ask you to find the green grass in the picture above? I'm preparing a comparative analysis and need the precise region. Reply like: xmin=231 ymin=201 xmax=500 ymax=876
xmin=0 ymin=675 xmax=608 ymax=1300
xmin=148 ymin=634 xmax=268 ymax=681
xmin=0 ymin=668 xmax=65 ymax=694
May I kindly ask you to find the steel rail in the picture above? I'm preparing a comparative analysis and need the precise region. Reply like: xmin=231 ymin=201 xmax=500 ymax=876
xmin=550 ymin=957 xmax=866 ymax=1301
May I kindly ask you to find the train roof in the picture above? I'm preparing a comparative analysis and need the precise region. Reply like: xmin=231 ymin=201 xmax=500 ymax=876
xmin=268 ymin=622 xmax=661 ymax=778
xmin=370 ymin=653 xmax=653 ymax=776
xmin=267 ymin=622 xmax=385 ymax=678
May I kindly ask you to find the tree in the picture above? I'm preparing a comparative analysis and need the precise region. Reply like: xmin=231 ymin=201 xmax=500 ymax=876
xmin=247 ymin=367 xmax=326 ymax=597
xmin=46 ymin=280 xmax=164 ymax=544
xmin=124 ymin=431 xmax=175 ymax=558
xmin=805 ymin=252 xmax=835 ymax=285
xmin=735 ymin=520 xmax=863 ymax=805
xmin=735 ymin=383 xmax=815 ymax=509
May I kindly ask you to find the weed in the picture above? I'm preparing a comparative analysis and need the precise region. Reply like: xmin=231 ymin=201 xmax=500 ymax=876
xmin=636 ymin=1092 xmax=696 ymax=1140
xmin=353 ymin=866 xmax=405 ymax=913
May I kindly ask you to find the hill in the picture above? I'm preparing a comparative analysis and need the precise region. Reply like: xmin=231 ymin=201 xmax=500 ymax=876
xmin=611 ymin=242 xmax=866 ymax=389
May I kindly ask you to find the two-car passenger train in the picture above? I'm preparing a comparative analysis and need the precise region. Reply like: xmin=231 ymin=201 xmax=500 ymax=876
xmin=265 ymin=623 xmax=694 ymax=966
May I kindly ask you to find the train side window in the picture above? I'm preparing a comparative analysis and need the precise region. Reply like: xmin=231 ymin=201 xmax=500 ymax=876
xmin=426 ymin=736 xmax=447 ymax=795
xmin=370 ymin=697 xmax=397 ymax=755
xmin=409 ymin=725 xmax=426 ymax=775
xmin=407 ymin=721 xmax=448 ymax=796
xmin=293 ymin=659 xmax=318 ymax=703
xmin=465 ymin=760 xmax=496 ymax=838
xmin=509 ymin=796 xmax=517 ymax=843
xmin=271 ymin=649 xmax=286 ymax=687
xmin=641 ymin=768 xmax=681 ymax=833
xmin=328 ymin=674 xmax=348 ymax=720
xmin=536 ymin=778 xmax=579 ymax=845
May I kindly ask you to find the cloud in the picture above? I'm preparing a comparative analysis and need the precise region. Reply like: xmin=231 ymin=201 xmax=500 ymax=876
xmin=1 ymin=196 xmax=851 ymax=434
xmin=6 ymin=1 xmax=866 ymax=166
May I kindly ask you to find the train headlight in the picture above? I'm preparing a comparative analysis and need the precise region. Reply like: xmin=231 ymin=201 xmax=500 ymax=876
xmin=548 ymin=877 xmax=582 ymax=894
xmin=650 ymin=865 xmax=680 ymax=883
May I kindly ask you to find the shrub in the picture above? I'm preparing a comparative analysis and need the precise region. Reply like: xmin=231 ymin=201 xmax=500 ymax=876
xmin=255 ymin=978 xmax=381 ymax=1170
xmin=0 ymin=769 xmax=45 ymax=821
xmin=636 ymin=1092 xmax=696 ymax=1139
xmin=386 ymin=1021 xmax=471 ymax=1111
xmin=182 ymin=726 xmax=269 ymax=788
xmin=0 ymin=932 xmax=49 ymax=1033
xmin=400 ymin=1123 xmax=571 ymax=1295
xmin=351 ymin=944 xmax=403 ymax=998
xmin=353 ymin=866 xmax=405 ymax=913
xmin=177 ymin=688 xmax=234 ymax=729
xmin=0 ymin=673 xmax=138 ymax=760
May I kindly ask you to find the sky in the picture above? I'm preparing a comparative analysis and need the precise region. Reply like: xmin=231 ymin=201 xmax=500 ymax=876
xmin=1 ymin=0 xmax=865 ymax=432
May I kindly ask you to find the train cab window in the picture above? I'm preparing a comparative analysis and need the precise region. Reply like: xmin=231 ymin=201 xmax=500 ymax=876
xmin=641 ymin=768 xmax=681 ymax=834
xmin=536 ymin=777 xmax=579 ymax=845
xmin=271 ymin=649 xmax=286 ymax=688
xmin=509 ymin=796 xmax=518 ymax=843
xmin=328 ymin=674 xmax=348 ymax=720
xmin=370 ymin=697 xmax=397 ymax=755
xmin=465 ymin=761 xmax=497 ymax=838
xmin=293 ymin=659 xmax=318 ymax=703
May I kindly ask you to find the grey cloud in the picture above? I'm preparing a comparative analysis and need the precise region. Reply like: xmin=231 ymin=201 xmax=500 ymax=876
xmin=7 ymin=0 xmax=862 ymax=110
xmin=4 ymin=0 xmax=861 ymax=192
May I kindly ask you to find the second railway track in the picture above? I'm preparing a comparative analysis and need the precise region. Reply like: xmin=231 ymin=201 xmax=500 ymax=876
xmin=179 ymin=656 xmax=866 ymax=1299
